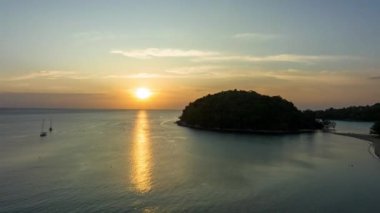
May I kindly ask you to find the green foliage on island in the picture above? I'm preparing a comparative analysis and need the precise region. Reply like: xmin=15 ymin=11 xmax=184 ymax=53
xmin=371 ymin=121 xmax=380 ymax=136
xmin=315 ymin=103 xmax=380 ymax=121
xmin=178 ymin=90 xmax=323 ymax=132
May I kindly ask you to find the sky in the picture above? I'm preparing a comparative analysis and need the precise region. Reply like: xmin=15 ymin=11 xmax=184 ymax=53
xmin=0 ymin=0 xmax=379 ymax=109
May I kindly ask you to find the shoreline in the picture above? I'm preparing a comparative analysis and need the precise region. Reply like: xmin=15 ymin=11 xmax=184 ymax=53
xmin=176 ymin=121 xmax=317 ymax=135
xmin=333 ymin=132 xmax=380 ymax=144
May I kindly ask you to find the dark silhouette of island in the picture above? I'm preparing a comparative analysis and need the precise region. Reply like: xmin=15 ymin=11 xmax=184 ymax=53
xmin=177 ymin=90 xmax=324 ymax=133
xmin=315 ymin=103 xmax=380 ymax=121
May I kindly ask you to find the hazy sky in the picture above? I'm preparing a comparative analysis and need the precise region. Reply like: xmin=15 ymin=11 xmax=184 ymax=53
xmin=1 ymin=0 xmax=379 ymax=109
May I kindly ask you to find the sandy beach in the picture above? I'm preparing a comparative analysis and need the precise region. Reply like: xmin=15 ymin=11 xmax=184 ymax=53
xmin=334 ymin=132 xmax=380 ymax=144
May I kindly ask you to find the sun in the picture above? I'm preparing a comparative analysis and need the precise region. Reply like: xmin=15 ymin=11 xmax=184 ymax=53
xmin=135 ymin=87 xmax=152 ymax=100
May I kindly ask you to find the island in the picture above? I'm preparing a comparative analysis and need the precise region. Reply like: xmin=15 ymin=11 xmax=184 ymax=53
xmin=315 ymin=104 xmax=380 ymax=150
xmin=177 ymin=90 xmax=324 ymax=133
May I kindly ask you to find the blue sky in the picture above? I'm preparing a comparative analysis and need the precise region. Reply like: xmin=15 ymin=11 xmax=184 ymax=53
xmin=0 ymin=0 xmax=379 ymax=109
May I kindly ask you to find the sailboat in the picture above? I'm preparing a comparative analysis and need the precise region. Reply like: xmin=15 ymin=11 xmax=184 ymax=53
xmin=49 ymin=119 xmax=53 ymax=132
xmin=40 ymin=119 xmax=47 ymax=137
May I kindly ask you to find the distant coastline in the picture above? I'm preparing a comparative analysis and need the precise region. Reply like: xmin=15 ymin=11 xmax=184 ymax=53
xmin=315 ymin=103 xmax=380 ymax=122
xmin=0 ymin=108 xmax=179 ymax=113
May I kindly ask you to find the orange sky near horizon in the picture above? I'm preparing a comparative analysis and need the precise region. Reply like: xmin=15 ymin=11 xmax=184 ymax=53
xmin=1 ymin=70 xmax=379 ymax=110
xmin=1 ymin=1 xmax=380 ymax=110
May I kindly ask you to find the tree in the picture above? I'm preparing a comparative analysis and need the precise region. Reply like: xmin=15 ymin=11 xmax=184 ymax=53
xmin=315 ymin=103 xmax=380 ymax=121
xmin=370 ymin=121 xmax=380 ymax=136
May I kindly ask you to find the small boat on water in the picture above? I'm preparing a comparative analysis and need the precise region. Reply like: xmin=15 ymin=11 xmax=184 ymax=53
xmin=40 ymin=119 xmax=47 ymax=137
xmin=49 ymin=119 xmax=53 ymax=132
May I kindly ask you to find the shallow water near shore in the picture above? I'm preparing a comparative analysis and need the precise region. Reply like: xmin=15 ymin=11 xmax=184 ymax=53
xmin=334 ymin=120 xmax=374 ymax=134
xmin=0 ymin=109 xmax=379 ymax=212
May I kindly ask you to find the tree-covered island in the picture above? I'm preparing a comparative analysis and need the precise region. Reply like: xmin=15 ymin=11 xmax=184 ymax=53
xmin=177 ymin=90 xmax=324 ymax=133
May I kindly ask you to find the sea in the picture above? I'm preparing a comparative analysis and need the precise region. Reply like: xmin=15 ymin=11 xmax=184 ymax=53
xmin=0 ymin=109 xmax=379 ymax=212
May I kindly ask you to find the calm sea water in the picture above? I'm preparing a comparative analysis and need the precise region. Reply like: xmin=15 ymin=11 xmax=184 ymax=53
xmin=334 ymin=120 xmax=374 ymax=134
xmin=0 ymin=109 xmax=379 ymax=212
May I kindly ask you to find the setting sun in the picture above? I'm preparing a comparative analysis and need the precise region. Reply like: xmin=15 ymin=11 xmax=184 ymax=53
xmin=135 ymin=88 xmax=152 ymax=100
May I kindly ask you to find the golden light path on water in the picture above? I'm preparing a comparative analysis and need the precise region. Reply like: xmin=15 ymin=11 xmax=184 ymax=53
xmin=130 ymin=110 xmax=152 ymax=193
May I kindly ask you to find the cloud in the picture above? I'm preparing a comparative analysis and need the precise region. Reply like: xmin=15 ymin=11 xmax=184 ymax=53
xmin=103 ymin=73 xmax=165 ymax=79
xmin=102 ymin=67 xmax=227 ymax=79
xmin=165 ymin=66 xmax=223 ymax=75
xmin=233 ymin=33 xmax=278 ymax=40
xmin=103 ymin=72 xmax=190 ymax=79
xmin=112 ymin=49 xmax=324 ymax=64
xmin=369 ymin=76 xmax=380 ymax=80
xmin=110 ymin=47 xmax=358 ymax=64
xmin=5 ymin=71 xmax=79 ymax=81
xmin=193 ymin=54 xmax=357 ymax=63
xmin=110 ymin=48 xmax=220 ymax=59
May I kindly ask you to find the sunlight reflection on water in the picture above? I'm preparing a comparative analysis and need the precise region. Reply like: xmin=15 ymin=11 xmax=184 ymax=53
xmin=1 ymin=110 xmax=380 ymax=212
xmin=130 ymin=110 xmax=152 ymax=193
